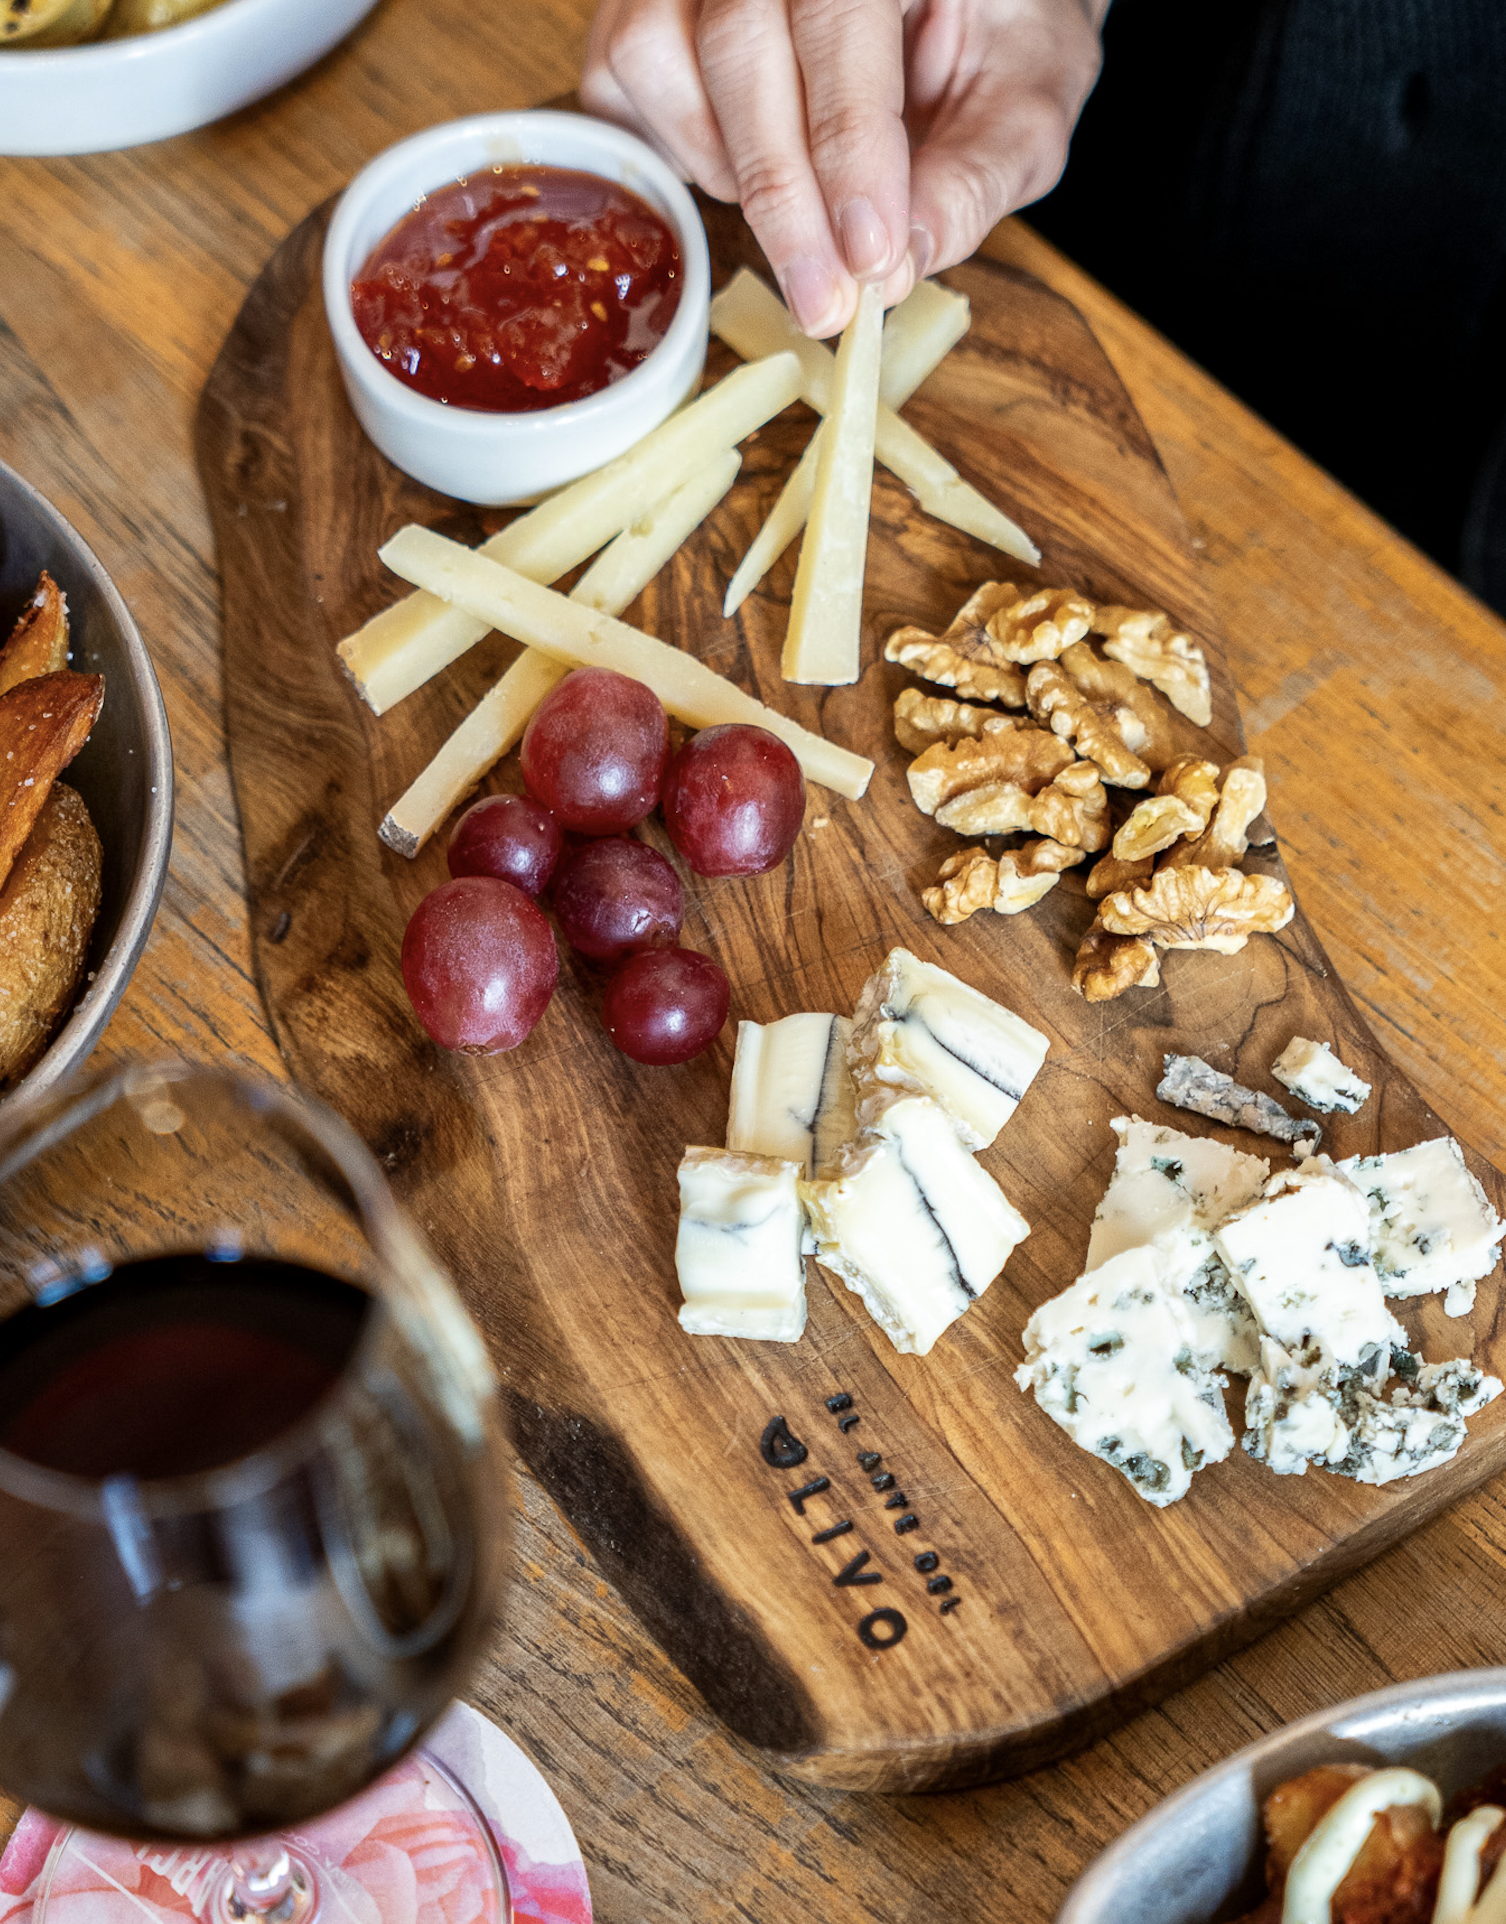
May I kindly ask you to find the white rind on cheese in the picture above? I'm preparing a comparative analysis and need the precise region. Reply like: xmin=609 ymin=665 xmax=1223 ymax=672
xmin=1087 ymin=1116 xmax=1268 ymax=1374
xmin=800 ymin=1092 xmax=1029 ymax=1355
xmin=847 ymin=947 xmax=1050 ymax=1150
xmin=675 ymin=1148 xmax=807 ymax=1343
xmin=725 ymin=1013 xmax=854 ymax=1176
xmin=1338 ymin=1137 xmax=1505 ymax=1315
xmin=1271 ymin=1035 xmax=1372 ymax=1114
xmin=1213 ymin=1158 xmax=1405 ymax=1373
xmin=1014 ymin=1247 xmax=1235 ymax=1507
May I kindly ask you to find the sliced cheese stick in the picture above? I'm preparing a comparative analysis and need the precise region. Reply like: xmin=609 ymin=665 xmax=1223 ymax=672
xmin=723 ymin=278 xmax=970 ymax=617
xmin=340 ymin=351 xmax=803 ymax=714
xmin=380 ymin=525 xmax=875 ymax=799
xmin=783 ymin=282 xmax=883 ymax=684
xmin=378 ymin=451 xmax=744 ymax=856
xmin=710 ymin=269 xmax=1039 ymax=567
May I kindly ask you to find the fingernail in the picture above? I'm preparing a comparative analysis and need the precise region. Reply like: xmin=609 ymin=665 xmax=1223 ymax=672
xmin=838 ymin=197 xmax=892 ymax=280
xmin=779 ymin=255 xmax=840 ymax=335
xmin=909 ymin=224 xmax=934 ymax=282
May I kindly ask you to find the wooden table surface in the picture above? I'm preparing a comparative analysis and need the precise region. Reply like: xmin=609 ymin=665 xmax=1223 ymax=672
xmin=2 ymin=0 xmax=1504 ymax=1916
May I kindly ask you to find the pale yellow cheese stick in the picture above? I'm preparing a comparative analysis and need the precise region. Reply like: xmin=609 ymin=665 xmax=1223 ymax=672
xmin=339 ymin=351 xmax=803 ymax=715
xmin=723 ymin=277 xmax=970 ymax=617
xmin=380 ymin=526 xmax=874 ymax=800
xmin=710 ymin=269 xmax=1039 ymax=567
xmin=379 ymin=452 xmax=744 ymax=856
xmin=782 ymin=284 xmax=883 ymax=684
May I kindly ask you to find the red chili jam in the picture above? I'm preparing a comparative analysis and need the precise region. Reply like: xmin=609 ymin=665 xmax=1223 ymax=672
xmin=350 ymin=165 xmax=683 ymax=413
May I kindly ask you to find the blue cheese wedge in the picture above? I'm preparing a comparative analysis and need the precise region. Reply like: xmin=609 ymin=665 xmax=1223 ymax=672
xmin=1086 ymin=1116 xmax=1268 ymax=1374
xmin=1243 ymin=1337 xmax=1353 ymax=1476
xmin=1270 ymin=1035 xmax=1372 ymax=1115
xmin=725 ymin=1012 xmax=855 ymax=1175
xmin=1213 ymin=1158 xmax=1405 ymax=1372
xmin=1332 ymin=1357 xmax=1502 ymax=1485
xmin=800 ymin=1091 xmax=1030 ymax=1354
xmin=847 ymin=947 xmax=1050 ymax=1149
xmin=1014 ymin=1247 xmax=1235 ymax=1506
xmin=675 ymin=1148 xmax=807 ymax=1343
xmin=1338 ymin=1137 xmax=1505 ymax=1316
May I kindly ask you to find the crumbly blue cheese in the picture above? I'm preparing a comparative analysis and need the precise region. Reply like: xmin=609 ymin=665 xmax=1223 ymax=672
xmin=1270 ymin=1035 xmax=1372 ymax=1115
xmin=1243 ymin=1337 xmax=1353 ymax=1476
xmin=1014 ymin=1248 xmax=1235 ymax=1506
xmin=1213 ymin=1158 xmax=1406 ymax=1372
xmin=1086 ymin=1116 xmax=1268 ymax=1374
xmin=675 ymin=1148 xmax=807 ymax=1342
xmin=1338 ymin=1137 xmax=1505 ymax=1316
xmin=1158 ymin=1052 xmax=1321 ymax=1147
xmin=1331 ymin=1357 xmax=1502 ymax=1486
xmin=725 ymin=1013 xmax=855 ymax=1176
xmin=847 ymin=947 xmax=1050 ymax=1150
xmin=800 ymin=1091 xmax=1030 ymax=1355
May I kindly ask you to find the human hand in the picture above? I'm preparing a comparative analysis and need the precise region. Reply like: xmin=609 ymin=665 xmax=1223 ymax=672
xmin=580 ymin=0 xmax=1107 ymax=337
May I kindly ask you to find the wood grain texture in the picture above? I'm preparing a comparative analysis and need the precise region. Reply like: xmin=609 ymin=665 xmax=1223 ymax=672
xmin=198 ymin=193 xmax=1506 ymax=1793
xmin=0 ymin=1 xmax=1503 ymax=1903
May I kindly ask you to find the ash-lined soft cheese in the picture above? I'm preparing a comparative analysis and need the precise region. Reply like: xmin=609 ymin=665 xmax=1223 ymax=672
xmin=848 ymin=947 xmax=1050 ymax=1150
xmin=1271 ymin=1035 xmax=1372 ymax=1114
xmin=1086 ymin=1116 xmax=1268 ymax=1374
xmin=800 ymin=1091 xmax=1029 ymax=1355
xmin=1213 ymin=1158 xmax=1405 ymax=1372
xmin=675 ymin=1149 xmax=807 ymax=1342
xmin=725 ymin=1013 xmax=855 ymax=1176
xmin=1014 ymin=1246 xmax=1235 ymax=1507
xmin=1338 ymin=1137 xmax=1505 ymax=1316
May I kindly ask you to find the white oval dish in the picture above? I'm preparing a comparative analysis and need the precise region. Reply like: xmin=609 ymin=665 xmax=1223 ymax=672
xmin=322 ymin=111 xmax=711 ymax=506
xmin=0 ymin=0 xmax=379 ymax=157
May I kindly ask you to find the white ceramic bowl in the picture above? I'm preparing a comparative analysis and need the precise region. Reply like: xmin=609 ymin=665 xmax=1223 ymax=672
xmin=0 ymin=0 xmax=379 ymax=157
xmin=322 ymin=111 xmax=711 ymax=506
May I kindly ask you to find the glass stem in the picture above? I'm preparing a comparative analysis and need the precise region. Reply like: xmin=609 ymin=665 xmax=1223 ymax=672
xmin=220 ymin=1840 xmax=317 ymax=1924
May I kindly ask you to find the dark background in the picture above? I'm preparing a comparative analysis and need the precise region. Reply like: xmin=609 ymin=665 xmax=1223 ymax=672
xmin=1031 ymin=0 xmax=1506 ymax=614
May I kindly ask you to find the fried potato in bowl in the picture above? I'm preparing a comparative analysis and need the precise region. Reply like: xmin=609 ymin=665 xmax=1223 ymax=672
xmin=0 ymin=782 xmax=103 ymax=1088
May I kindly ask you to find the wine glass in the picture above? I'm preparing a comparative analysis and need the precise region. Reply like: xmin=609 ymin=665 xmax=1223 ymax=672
xmin=0 ymin=1061 xmax=511 ymax=1924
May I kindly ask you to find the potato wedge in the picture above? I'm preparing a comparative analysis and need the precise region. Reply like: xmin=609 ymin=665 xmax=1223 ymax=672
xmin=104 ymin=0 xmax=221 ymax=34
xmin=16 ymin=0 xmax=113 ymax=43
xmin=0 ymin=671 xmax=105 ymax=896
xmin=0 ymin=0 xmax=78 ymax=42
xmin=0 ymin=572 xmax=69 ymax=699
xmin=0 ymin=784 xmax=103 ymax=1089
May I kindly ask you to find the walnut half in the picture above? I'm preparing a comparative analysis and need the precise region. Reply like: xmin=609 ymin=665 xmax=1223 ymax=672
xmin=1071 ymin=920 xmax=1163 ymax=1000
xmin=1099 ymin=864 xmax=1295 ymax=954
xmin=923 ymin=840 xmax=1086 ymax=925
xmin=1091 ymin=606 xmax=1213 ymax=727
xmin=907 ymin=725 xmax=1074 ymax=817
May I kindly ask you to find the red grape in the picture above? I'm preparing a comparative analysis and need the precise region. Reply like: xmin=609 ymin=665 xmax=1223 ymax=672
xmin=551 ymin=837 xmax=682 ymax=963
xmin=447 ymin=793 xmax=563 ymax=897
xmin=401 ymin=877 xmax=558 ymax=1054
xmin=520 ymin=667 xmax=668 ymax=834
xmin=602 ymin=947 xmax=729 ymax=1066
xmin=661 ymin=724 xmax=805 ymax=876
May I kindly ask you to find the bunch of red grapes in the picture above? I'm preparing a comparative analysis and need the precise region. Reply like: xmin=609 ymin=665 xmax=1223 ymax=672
xmin=401 ymin=667 xmax=806 ymax=1066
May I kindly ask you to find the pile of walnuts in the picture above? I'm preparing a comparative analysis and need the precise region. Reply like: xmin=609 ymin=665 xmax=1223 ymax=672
xmin=887 ymin=581 xmax=1293 ymax=1001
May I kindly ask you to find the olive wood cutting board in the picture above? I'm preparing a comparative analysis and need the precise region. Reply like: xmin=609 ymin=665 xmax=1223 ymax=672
xmin=197 ymin=195 xmax=1506 ymax=1793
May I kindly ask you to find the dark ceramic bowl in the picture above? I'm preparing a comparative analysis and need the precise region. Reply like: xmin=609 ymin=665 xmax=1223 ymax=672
xmin=0 ymin=462 xmax=172 ymax=1101
xmin=1059 ymin=1669 xmax=1506 ymax=1923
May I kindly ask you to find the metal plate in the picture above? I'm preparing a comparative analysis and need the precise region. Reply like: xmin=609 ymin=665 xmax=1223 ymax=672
xmin=1059 ymin=1668 xmax=1506 ymax=1922
xmin=0 ymin=461 xmax=173 ymax=1101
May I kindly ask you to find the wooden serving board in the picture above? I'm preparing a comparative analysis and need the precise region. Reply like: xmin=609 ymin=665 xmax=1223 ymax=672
xmin=198 ymin=197 xmax=1506 ymax=1793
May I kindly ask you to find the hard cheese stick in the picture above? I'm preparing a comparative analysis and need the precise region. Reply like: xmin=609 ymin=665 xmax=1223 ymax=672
xmin=378 ymin=451 xmax=743 ymax=857
xmin=783 ymin=283 xmax=884 ymax=684
xmin=380 ymin=525 xmax=874 ymax=799
xmin=339 ymin=351 xmax=803 ymax=714
xmin=711 ymin=268 xmax=1039 ymax=567
xmin=722 ymin=278 xmax=970 ymax=617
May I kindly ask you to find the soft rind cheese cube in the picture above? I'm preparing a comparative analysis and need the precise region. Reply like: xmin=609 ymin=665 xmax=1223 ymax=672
xmin=1213 ymin=1158 xmax=1405 ymax=1372
xmin=800 ymin=1092 xmax=1029 ymax=1355
xmin=675 ymin=1148 xmax=807 ymax=1343
xmin=725 ymin=1013 xmax=855 ymax=1176
xmin=1337 ymin=1137 xmax=1505 ymax=1315
xmin=1271 ymin=1035 xmax=1372 ymax=1114
xmin=1014 ymin=1248 xmax=1235 ymax=1507
xmin=1087 ymin=1116 xmax=1268 ymax=1374
xmin=847 ymin=947 xmax=1050 ymax=1150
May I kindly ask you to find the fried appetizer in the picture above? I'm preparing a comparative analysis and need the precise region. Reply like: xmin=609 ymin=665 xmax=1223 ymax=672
xmin=0 ymin=782 xmax=103 ymax=1088
xmin=0 ymin=571 xmax=68 ymax=697
xmin=0 ymin=669 xmax=104 ymax=893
